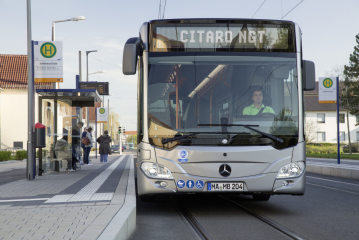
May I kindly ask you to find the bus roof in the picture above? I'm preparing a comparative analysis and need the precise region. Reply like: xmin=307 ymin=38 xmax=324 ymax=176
xmin=148 ymin=18 xmax=295 ymax=25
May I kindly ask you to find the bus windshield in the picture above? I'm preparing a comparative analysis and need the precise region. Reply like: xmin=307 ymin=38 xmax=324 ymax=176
xmin=148 ymin=52 xmax=298 ymax=149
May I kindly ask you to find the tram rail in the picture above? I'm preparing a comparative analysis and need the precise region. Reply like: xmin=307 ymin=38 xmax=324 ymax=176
xmin=171 ymin=195 xmax=308 ymax=240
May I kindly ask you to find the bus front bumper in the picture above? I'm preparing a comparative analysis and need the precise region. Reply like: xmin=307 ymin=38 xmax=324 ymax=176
xmin=137 ymin=169 xmax=305 ymax=196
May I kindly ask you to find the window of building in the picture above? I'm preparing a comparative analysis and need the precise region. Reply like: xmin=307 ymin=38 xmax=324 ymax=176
xmin=357 ymin=131 xmax=359 ymax=141
xmin=339 ymin=114 xmax=345 ymax=123
xmin=317 ymin=113 xmax=325 ymax=123
xmin=317 ymin=132 xmax=326 ymax=142
xmin=356 ymin=116 xmax=359 ymax=125
xmin=340 ymin=131 xmax=345 ymax=141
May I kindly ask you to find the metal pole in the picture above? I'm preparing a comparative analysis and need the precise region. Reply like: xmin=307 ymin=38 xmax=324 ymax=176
xmin=103 ymin=95 xmax=105 ymax=132
xmin=79 ymin=51 xmax=82 ymax=82
xmin=26 ymin=0 xmax=35 ymax=180
xmin=337 ymin=77 xmax=340 ymax=164
xmin=86 ymin=52 xmax=89 ymax=127
xmin=95 ymin=109 xmax=97 ymax=159
xmin=119 ymin=133 xmax=122 ymax=155
xmin=51 ymin=22 xmax=56 ymax=89
xmin=108 ymin=99 xmax=109 ymax=131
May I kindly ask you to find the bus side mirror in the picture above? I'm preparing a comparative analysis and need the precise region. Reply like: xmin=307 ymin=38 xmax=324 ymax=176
xmin=122 ymin=37 xmax=142 ymax=75
xmin=303 ymin=60 xmax=315 ymax=90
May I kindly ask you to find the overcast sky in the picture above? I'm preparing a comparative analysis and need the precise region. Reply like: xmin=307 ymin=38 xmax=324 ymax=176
xmin=1 ymin=0 xmax=358 ymax=131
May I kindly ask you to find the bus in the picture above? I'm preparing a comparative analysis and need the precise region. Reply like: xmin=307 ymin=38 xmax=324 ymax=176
xmin=123 ymin=19 xmax=315 ymax=201
xmin=129 ymin=143 xmax=134 ymax=149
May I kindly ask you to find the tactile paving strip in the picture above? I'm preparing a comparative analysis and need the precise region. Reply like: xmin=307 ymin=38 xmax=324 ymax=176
xmin=45 ymin=156 xmax=124 ymax=203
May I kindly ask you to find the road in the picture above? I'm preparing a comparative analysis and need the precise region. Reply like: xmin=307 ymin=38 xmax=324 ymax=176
xmin=130 ymin=157 xmax=359 ymax=240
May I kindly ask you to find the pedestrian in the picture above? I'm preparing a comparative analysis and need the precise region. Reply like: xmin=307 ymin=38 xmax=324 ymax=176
xmin=84 ymin=127 xmax=95 ymax=165
xmin=81 ymin=127 xmax=88 ymax=165
xmin=97 ymin=130 xmax=112 ymax=163
xmin=72 ymin=121 xmax=83 ymax=166
xmin=54 ymin=135 xmax=76 ymax=171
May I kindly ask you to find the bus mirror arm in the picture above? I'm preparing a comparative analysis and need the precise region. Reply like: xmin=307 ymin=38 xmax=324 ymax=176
xmin=303 ymin=60 xmax=315 ymax=91
xmin=123 ymin=37 xmax=142 ymax=75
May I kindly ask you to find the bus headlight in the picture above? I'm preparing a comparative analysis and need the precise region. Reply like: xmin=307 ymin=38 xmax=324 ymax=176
xmin=276 ymin=162 xmax=305 ymax=179
xmin=141 ymin=162 xmax=174 ymax=179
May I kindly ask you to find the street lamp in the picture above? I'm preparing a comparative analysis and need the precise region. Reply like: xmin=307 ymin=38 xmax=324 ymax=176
xmin=51 ymin=16 xmax=85 ymax=89
xmin=86 ymin=50 xmax=98 ymax=127
xmin=52 ymin=16 xmax=85 ymax=41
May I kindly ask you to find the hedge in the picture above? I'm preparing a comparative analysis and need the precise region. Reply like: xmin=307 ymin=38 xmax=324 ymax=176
xmin=0 ymin=151 xmax=12 ymax=161
xmin=306 ymin=145 xmax=338 ymax=154
xmin=15 ymin=150 xmax=27 ymax=160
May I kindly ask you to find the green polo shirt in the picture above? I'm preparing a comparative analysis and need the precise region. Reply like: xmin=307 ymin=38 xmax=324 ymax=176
xmin=243 ymin=104 xmax=275 ymax=115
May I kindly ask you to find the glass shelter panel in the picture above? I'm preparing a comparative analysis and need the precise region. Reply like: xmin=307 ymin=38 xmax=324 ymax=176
xmin=147 ymin=52 xmax=299 ymax=150
xmin=41 ymin=99 xmax=83 ymax=172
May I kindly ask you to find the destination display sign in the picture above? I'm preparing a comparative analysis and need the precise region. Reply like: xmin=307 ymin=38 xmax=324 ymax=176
xmin=79 ymin=82 xmax=109 ymax=95
xmin=150 ymin=23 xmax=294 ymax=52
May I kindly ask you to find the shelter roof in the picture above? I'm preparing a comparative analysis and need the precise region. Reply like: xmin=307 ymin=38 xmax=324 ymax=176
xmin=36 ymin=89 xmax=102 ymax=105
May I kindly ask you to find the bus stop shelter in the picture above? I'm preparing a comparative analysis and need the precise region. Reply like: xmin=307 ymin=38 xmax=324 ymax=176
xmin=35 ymin=89 xmax=102 ymax=174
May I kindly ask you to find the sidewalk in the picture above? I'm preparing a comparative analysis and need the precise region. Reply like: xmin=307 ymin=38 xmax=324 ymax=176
xmin=306 ymin=157 xmax=359 ymax=180
xmin=0 ymin=153 xmax=136 ymax=240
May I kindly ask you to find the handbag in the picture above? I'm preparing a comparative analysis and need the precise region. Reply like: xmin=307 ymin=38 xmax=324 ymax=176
xmin=81 ymin=137 xmax=90 ymax=145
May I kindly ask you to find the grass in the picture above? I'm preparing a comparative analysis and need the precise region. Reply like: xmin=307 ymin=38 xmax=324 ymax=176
xmin=306 ymin=153 xmax=359 ymax=160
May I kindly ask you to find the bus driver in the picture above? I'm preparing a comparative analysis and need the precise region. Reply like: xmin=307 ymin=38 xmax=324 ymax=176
xmin=243 ymin=88 xmax=275 ymax=115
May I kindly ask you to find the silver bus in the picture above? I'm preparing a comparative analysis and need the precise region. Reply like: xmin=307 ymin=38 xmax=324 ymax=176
xmin=123 ymin=19 xmax=315 ymax=201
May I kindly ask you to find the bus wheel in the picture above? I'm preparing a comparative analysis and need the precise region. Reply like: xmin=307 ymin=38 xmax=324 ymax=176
xmin=252 ymin=194 xmax=271 ymax=201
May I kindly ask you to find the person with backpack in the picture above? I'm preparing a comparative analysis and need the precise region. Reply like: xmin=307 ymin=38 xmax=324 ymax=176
xmin=83 ymin=127 xmax=95 ymax=165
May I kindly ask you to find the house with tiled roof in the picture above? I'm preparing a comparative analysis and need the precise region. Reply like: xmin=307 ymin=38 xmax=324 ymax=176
xmin=304 ymin=82 xmax=359 ymax=143
xmin=0 ymin=54 xmax=51 ymax=149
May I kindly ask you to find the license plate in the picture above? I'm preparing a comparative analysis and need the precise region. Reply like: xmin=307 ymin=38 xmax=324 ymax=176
xmin=207 ymin=182 xmax=244 ymax=191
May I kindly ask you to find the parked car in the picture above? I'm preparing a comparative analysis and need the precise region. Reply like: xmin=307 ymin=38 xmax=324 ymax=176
xmin=111 ymin=145 xmax=120 ymax=154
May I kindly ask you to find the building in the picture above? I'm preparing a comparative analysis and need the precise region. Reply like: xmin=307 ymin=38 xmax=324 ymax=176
xmin=0 ymin=54 xmax=51 ymax=149
xmin=0 ymin=54 xmax=101 ymax=151
xmin=304 ymin=82 xmax=359 ymax=143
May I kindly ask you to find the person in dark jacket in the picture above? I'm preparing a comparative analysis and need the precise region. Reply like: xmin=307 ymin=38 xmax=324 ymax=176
xmin=81 ymin=127 xmax=88 ymax=165
xmin=97 ymin=130 xmax=112 ymax=163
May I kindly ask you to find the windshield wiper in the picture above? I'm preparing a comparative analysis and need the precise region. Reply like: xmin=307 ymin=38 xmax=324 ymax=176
xmin=197 ymin=124 xmax=284 ymax=143
xmin=162 ymin=134 xmax=196 ymax=144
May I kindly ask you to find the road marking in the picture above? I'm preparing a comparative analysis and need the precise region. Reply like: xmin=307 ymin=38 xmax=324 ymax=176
xmin=0 ymin=198 xmax=49 ymax=203
xmin=307 ymin=176 xmax=359 ymax=187
xmin=307 ymin=183 xmax=359 ymax=195
xmin=45 ymin=156 xmax=124 ymax=203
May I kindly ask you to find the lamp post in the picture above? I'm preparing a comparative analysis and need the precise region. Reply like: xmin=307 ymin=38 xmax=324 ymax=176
xmin=51 ymin=16 xmax=85 ymax=89
xmin=86 ymin=50 xmax=98 ymax=127
xmin=26 ymin=0 xmax=35 ymax=180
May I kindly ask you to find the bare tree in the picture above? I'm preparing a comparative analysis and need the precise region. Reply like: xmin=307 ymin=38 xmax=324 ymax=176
xmin=305 ymin=119 xmax=320 ymax=143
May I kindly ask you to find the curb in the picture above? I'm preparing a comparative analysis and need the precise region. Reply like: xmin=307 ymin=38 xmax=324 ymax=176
xmin=98 ymin=155 xmax=136 ymax=240
xmin=306 ymin=164 xmax=359 ymax=180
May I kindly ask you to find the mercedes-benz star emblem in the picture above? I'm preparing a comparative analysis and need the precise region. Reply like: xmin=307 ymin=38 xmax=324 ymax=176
xmin=219 ymin=164 xmax=231 ymax=177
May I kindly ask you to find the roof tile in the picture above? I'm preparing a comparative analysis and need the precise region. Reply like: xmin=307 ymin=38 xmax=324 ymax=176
xmin=0 ymin=54 xmax=51 ymax=89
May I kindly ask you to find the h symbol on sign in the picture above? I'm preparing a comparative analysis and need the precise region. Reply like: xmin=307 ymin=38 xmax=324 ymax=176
xmin=45 ymin=46 xmax=52 ymax=55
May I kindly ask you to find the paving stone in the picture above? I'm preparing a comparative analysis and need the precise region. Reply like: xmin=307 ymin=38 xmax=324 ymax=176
xmin=0 ymin=155 xmax=130 ymax=240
